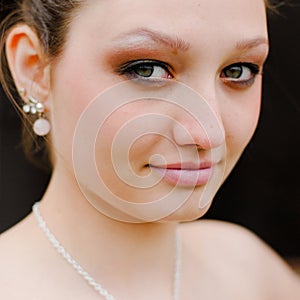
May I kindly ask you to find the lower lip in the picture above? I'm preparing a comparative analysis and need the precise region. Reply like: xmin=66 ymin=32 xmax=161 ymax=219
xmin=150 ymin=166 xmax=212 ymax=187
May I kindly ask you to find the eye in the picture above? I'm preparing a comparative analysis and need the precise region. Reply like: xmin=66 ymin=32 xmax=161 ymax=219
xmin=119 ymin=60 xmax=174 ymax=81
xmin=221 ymin=63 xmax=260 ymax=87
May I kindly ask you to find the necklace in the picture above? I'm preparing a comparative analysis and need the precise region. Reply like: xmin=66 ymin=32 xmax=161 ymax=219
xmin=32 ymin=202 xmax=182 ymax=300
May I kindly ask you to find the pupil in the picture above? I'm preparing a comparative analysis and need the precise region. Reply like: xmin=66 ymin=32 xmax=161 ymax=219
xmin=226 ymin=66 xmax=242 ymax=79
xmin=135 ymin=66 xmax=154 ymax=77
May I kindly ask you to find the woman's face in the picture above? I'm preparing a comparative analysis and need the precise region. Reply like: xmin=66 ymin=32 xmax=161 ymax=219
xmin=48 ymin=0 xmax=269 ymax=222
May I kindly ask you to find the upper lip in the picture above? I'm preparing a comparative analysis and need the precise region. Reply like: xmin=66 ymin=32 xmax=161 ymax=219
xmin=149 ymin=161 xmax=214 ymax=170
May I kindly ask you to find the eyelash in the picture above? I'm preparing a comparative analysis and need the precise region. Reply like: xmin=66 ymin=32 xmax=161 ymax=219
xmin=220 ymin=62 xmax=261 ymax=88
xmin=118 ymin=59 xmax=260 ymax=88
xmin=118 ymin=59 xmax=174 ymax=82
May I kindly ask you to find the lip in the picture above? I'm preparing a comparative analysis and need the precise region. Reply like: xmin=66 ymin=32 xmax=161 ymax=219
xmin=149 ymin=162 xmax=214 ymax=187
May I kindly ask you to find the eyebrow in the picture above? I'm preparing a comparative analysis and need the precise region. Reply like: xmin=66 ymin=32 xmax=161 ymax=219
xmin=112 ymin=28 xmax=269 ymax=53
xmin=112 ymin=28 xmax=191 ymax=52
xmin=235 ymin=37 xmax=269 ymax=51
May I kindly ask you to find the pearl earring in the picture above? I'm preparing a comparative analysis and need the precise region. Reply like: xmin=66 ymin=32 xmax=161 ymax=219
xmin=22 ymin=95 xmax=51 ymax=136
xmin=19 ymin=87 xmax=26 ymax=96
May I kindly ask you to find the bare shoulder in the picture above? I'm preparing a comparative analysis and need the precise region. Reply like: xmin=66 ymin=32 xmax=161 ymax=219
xmin=179 ymin=219 xmax=300 ymax=300
xmin=0 ymin=215 xmax=48 ymax=299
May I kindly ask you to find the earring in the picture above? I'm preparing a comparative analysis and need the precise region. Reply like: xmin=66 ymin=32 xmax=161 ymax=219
xmin=22 ymin=95 xmax=51 ymax=136
xmin=19 ymin=87 xmax=26 ymax=97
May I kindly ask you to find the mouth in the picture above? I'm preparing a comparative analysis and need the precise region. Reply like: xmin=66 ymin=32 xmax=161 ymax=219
xmin=148 ymin=162 xmax=214 ymax=187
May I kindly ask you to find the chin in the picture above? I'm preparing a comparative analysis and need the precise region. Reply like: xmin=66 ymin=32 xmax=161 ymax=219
xmin=160 ymin=201 xmax=213 ymax=223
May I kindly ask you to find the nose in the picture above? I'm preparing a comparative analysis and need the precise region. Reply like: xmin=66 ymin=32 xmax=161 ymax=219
xmin=171 ymin=96 xmax=225 ymax=150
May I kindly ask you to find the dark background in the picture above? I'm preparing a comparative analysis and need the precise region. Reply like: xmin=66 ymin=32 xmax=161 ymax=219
xmin=1 ymin=2 xmax=300 ymax=260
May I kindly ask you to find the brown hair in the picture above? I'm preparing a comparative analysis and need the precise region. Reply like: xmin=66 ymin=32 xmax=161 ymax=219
xmin=0 ymin=0 xmax=276 ymax=171
xmin=0 ymin=0 xmax=83 ymax=171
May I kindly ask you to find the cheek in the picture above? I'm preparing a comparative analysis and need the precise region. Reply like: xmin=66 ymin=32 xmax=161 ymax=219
xmin=93 ymin=104 xmax=174 ymax=203
xmin=48 ymin=53 xmax=115 ymax=165
xmin=223 ymin=86 xmax=261 ymax=166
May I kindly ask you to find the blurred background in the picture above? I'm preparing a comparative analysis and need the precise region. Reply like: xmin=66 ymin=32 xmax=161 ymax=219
xmin=1 ymin=1 xmax=300 ymax=270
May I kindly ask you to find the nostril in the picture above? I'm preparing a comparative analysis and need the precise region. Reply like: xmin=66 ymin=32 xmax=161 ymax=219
xmin=172 ymin=120 xmax=223 ymax=150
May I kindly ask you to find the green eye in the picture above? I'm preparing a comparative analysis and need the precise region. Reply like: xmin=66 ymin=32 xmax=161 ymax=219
xmin=224 ymin=66 xmax=244 ymax=79
xmin=221 ymin=63 xmax=260 ymax=85
xmin=134 ymin=65 xmax=155 ymax=77
xmin=119 ymin=60 xmax=173 ymax=80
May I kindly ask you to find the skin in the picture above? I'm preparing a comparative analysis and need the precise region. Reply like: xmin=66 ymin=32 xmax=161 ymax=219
xmin=0 ymin=0 xmax=299 ymax=299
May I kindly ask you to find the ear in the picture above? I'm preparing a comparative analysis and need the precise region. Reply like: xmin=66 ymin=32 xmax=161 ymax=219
xmin=5 ymin=24 xmax=50 ymax=103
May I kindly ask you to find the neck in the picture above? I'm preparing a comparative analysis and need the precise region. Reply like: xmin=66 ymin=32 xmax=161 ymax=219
xmin=36 ymin=166 xmax=179 ymax=297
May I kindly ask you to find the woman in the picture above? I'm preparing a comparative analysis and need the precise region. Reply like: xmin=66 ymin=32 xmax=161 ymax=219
xmin=0 ymin=0 xmax=299 ymax=299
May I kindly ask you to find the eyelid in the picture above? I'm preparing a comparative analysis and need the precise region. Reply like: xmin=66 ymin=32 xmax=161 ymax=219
xmin=118 ymin=59 xmax=174 ymax=75
xmin=220 ymin=62 xmax=262 ymax=88
xmin=116 ymin=59 xmax=175 ymax=84
xmin=222 ymin=62 xmax=261 ymax=77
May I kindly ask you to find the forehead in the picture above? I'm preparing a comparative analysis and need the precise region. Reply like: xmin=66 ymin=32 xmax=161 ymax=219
xmin=64 ymin=0 xmax=268 ymax=57
xmin=79 ymin=0 xmax=267 ymax=28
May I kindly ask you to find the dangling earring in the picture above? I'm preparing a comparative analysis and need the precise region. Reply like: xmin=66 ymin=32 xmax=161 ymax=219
xmin=19 ymin=87 xmax=26 ymax=97
xmin=22 ymin=95 xmax=51 ymax=136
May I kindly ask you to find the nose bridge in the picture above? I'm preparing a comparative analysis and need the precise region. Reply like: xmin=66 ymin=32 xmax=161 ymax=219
xmin=172 ymin=78 xmax=225 ymax=150
xmin=189 ymin=68 xmax=220 ymax=112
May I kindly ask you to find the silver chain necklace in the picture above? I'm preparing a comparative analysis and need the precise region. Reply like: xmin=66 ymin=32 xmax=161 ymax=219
xmin=32 ymin=202 xmax=182 ymax=300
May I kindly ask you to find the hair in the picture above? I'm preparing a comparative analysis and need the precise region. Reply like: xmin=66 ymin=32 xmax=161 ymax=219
xmin=0 ymin=0 xmax=278 ymax=171
xmin=0 ymin=0 xmax=83 ymax=171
